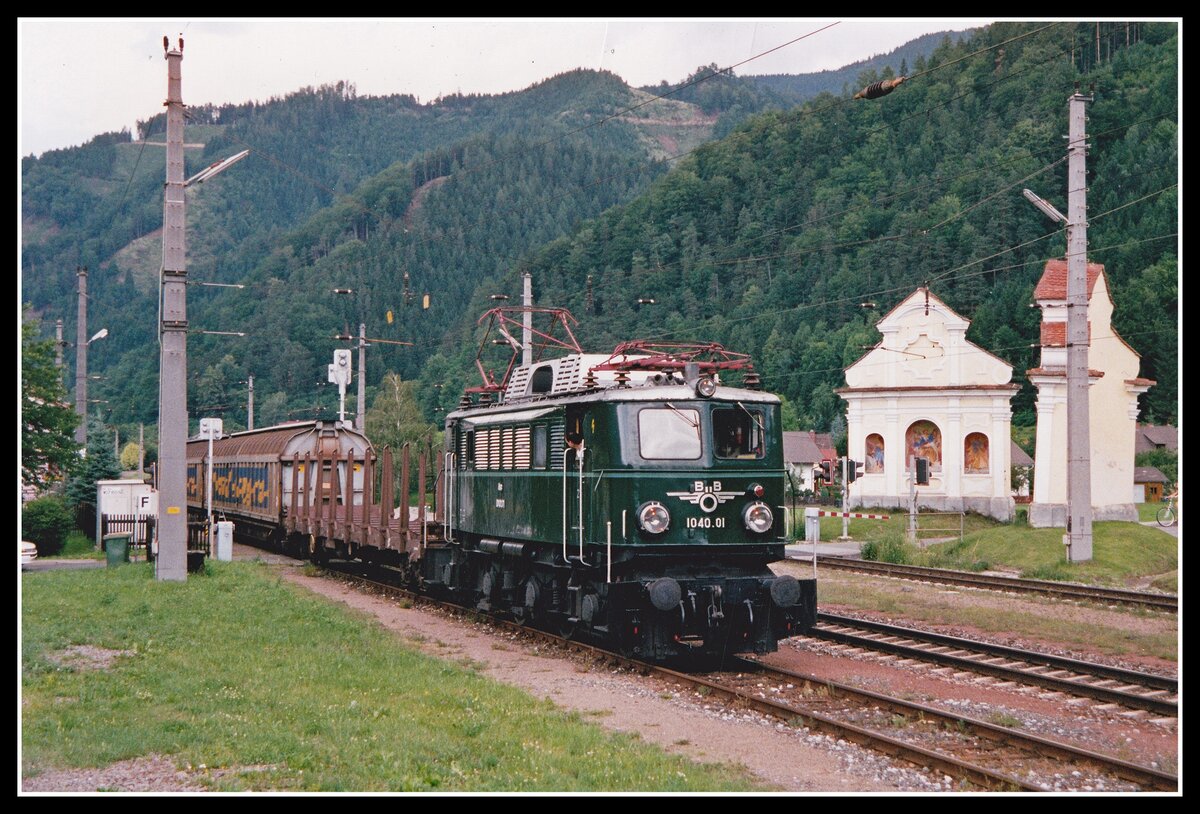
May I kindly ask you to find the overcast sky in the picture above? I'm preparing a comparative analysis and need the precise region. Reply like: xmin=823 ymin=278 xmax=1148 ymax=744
xmin=19 ymin=18 xmax=998 ymax=158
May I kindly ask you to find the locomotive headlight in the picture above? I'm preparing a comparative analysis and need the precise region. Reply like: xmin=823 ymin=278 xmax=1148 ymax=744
xmin=694 ymin=375 xmax=717 ymax=398
xmin=742 ymin=501 xmax=773 ymax=533
xmin=637 ymin=501 xmax=671 ymax=534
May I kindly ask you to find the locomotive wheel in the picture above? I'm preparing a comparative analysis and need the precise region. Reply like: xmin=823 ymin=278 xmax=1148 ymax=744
xmin=513 ymin=580 xmax=539 ymax=626
xmin=476 ymin=571 xmax=495 ymax=612
xmin=556 ymin=613 xmax=579 ymax=640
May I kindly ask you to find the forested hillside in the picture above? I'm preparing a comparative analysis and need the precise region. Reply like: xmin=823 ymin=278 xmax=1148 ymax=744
xmin=21 ymin=69 xmax=700 ymax=433
xmin=746 ymin=30 xmax=970 ymax=102
xmin=459 ymin=22 xmax=1178 ymax=427
xmin=21 ymin=21 xmax=1177 ymax=453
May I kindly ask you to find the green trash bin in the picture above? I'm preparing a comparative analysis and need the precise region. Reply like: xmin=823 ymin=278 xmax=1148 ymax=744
xmin=104 ymin=533 xmax=131 ymax=567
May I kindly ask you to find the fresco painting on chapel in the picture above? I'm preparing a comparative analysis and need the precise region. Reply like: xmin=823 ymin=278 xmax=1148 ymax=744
xmin=964 ymin=432 xmax=989 ymax=474
xmin=865 ymin=433 xmax=885 ymax=474
xmin=906 ymin=420 xmax=941 ymax=470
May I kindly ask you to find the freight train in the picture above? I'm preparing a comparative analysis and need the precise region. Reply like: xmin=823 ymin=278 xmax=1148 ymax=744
xmin=185 ymin=307 xmax=815 ymax=664
xmin=185 ymin=420 xmax=374 ymax=554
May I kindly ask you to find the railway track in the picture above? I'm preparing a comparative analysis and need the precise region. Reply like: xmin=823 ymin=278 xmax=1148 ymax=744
xmin=316 ymin=558 xmax=1176 ymax=792
xmin=726 ymin=658 xmax=1176 ymax=792
xmin=807 ymin=612 xmax=1178 ymax=718
xmin=806 ymin=557 xmax=1178 ymax=612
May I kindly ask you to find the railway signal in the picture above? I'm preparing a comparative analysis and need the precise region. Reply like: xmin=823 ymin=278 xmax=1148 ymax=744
xmin=845 ymin=458 xmax=864 ymax=483
xmin=328 ymin=349 xmax=352 ymax=425
xmin=915 ymin=457 xmax=930 ymax=486
xmin=817 ymin=459 xmax=833 ymax=484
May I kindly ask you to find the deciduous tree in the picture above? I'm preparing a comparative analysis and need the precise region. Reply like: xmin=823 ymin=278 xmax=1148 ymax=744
xmin=21 ymin=313 xmax=79 ymax=491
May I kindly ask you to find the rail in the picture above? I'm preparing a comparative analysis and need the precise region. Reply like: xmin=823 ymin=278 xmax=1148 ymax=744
xmin=809 ymin=557 xmax=1178 ymax=612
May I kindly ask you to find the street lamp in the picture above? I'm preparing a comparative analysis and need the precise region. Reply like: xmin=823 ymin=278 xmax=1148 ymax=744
xmin=75 ymin=324 xmax=109 ymax=445
xmin=1022 ymin=189 xmax=1067 ymax=224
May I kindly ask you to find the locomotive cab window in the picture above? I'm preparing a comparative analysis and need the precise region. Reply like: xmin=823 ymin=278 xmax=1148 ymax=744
xmin=713 ymin=408 xmax=764 ymax=459
xmin=638 ymin=407 xmax=701 ymax=460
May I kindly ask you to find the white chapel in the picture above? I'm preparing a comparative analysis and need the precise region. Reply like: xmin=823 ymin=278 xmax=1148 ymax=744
xmin=839 ymin=288 xmax=1019 ymax=521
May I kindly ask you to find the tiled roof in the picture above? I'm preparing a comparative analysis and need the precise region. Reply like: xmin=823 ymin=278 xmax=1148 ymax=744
xmin=1135 ymin=424 xmax=1177 ymax=453
xmin=1133 ymin=466 xmax=1168 ymax=483
xmin=810 ymin=431 xmax=837 ymax=460
xmin=1034 ymin=258 xmax=1105 ymax=300
xmin=782 ymin=432 xmax=824 ymax=463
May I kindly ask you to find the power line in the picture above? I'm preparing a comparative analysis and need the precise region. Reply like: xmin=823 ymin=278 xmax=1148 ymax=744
xmin=904 ymin=22 xmax=1065 ymax=83
xmin=214 ymin=22 xmax=844 ymax=240
xmin=110 ymin=135 xmax=152 ymax=219
xmin=649 ymin=111 xmax=1174 ymax=271
xmin=922 ymin=157 xmax=1067 ymax=232
xmin=180 ymin=22 xmax=1094 ymax=318
xmin=482 ymin=29 xmax=1087 ymax=283
xmin=760 ymin=325 xmax=1178 ymax=387
xmin=396 ymin=225 xmax=1178 ymax=363
xmin=616 ymin=228 xmax=1179 ymax=351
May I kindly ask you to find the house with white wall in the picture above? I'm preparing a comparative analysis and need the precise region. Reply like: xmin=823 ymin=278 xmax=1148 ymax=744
xmin=782 ymin=431 xmax=826 ymax=492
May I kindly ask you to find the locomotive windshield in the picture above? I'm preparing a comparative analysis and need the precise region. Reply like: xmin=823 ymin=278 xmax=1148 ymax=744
xmin=638 ymin=406 xmax=702 ymax=459
xmin=713 ymin=407 xmax=765 ymax=459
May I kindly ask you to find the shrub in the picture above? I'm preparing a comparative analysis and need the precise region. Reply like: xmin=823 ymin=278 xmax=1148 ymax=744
xmin=861 ymin=532 xmax=912 ymax=564
xmin=22 ymin=495 xmax=75 ymax=557
xmin=1022 ymin=562 xmax=1071 ymax=582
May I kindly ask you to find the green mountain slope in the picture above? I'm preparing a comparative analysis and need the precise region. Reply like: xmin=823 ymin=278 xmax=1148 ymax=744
xmin=461 ymin=22 xmax=1178 ymax=427
xmin=21 ymin=22 xmax=1177 ymax=448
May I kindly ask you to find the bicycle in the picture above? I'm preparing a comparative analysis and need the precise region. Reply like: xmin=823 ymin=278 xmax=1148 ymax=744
xmin=1156 ymin=493 xmax=1178 ymax=527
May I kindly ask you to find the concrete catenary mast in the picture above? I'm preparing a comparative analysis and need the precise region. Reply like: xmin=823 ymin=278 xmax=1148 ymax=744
xmin=74 ymin=267 xmax=88 ymax=445
xmin=156 ymin=36 xmax=189 ymax=581
xmin=1064 ymin=89 xmax=1094 ymax=562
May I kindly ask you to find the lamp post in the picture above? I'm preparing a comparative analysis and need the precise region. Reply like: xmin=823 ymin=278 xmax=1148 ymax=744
xmin=73 ymin=283 xmax=109 ymax=444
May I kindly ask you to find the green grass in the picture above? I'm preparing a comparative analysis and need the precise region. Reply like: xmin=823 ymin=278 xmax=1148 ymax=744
xmin=1137 ymin=501 xmax=1178 ymax=523
xmin=1150 ymin=571 xmax=1178 ymax=593
xmin=48 ymin=532 xmax=104 ymax=560
xmin=921 ymin=521 xmax=1178 ymax=587
xmin=801 ymin=503 xmax=1178 ymax=590
xmin=789 ymin=505 xmax=1001 ymax=544
xmin=987 ymin=711 xmax=1022 ymax=729
xmin=22 ymin=563 xmax=762 ymax=792
xmin=859 ymin=532 xmax=914 ymax=564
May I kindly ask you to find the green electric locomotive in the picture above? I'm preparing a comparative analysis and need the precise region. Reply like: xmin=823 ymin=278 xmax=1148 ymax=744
xmin=427 ymin=308 xmax=815 ymax=663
